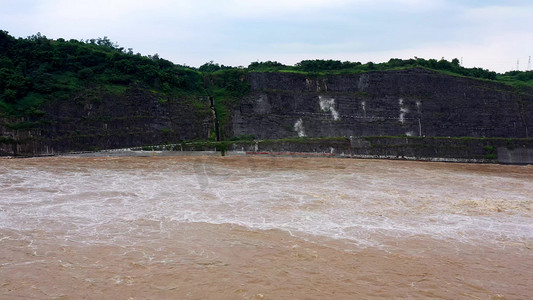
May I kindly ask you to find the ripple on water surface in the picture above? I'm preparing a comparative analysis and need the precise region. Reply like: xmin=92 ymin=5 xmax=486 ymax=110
xmin=1 ymin=156 xmax=532 ymax=299
xmin=0 ymin=156 xmax=531 ymax=248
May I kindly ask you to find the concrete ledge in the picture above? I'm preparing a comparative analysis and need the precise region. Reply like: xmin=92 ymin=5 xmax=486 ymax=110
xmin=497 ymin=147 xmax=533 ymax=164
xmin=7 ymin=136 xmax=533 ymax=165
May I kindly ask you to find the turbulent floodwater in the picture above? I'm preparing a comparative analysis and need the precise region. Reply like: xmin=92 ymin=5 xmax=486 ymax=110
xmin=0 ymin=156 xmax=532 ymax=299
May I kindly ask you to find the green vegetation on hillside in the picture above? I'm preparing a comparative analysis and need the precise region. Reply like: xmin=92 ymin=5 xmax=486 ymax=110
xmin=204 ymin=68 xmax=250 ymax=138
xmin=1 ymin=30 xmax=532 ymax=146
xmin=247 ymin=58 xmax=533 ymax=87
xmin=0 ymin=31 xmax=204 ymax=119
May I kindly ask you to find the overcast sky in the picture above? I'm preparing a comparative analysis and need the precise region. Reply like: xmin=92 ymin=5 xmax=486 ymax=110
xmin=1 ymin=0 xmax=532 ymax=73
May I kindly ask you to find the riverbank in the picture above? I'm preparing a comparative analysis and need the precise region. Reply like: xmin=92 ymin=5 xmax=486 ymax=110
xmin=3 ymin=136 xmax=533 ymax=164
xmin=71 ymin=136 xmax=533 ymax=164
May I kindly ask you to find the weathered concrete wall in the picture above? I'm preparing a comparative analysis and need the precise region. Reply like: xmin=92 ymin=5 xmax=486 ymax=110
xmin=0 ymin=88 xmax=213 ymax=156
xmin=232 ymin=69 xmax=533 ymax=139
xmin=347 ymin=137 xmax=517 ymax=162
xmin=3 ymin=68 xmax=533 ymax=158
xmin=174 ymin=137 xmax=533 ymax=164
xmin=497 ymin=147 xmax=533 ymax=164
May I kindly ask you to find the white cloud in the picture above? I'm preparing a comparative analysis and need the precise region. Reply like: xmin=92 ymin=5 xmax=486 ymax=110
xmin=0 ymin=0 xmax=531 ymax=72
xmin=464 ymin=5 xmax=533 ymax=34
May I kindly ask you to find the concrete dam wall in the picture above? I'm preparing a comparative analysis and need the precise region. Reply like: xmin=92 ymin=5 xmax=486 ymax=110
xmin=2 ymin=68 xmax=533 ymax=161
xmin=171 ymin=136 xmax=533 ymax=164
xmin=232 ymin=68 xmax=532 ymax=139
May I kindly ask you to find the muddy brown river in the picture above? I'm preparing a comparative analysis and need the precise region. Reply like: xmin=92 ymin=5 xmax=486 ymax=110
xmin=0 ymin=156 xmax=532 ymax=299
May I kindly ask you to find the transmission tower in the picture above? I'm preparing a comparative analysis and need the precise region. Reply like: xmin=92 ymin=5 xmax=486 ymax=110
xmin=517 ymin=59 xmax=519 ymax=71
xmin=528 ymin=56 xmax=531 ymax=71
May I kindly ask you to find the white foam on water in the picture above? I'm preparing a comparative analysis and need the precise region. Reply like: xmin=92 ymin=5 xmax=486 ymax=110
xmin=1 ymin=157 xmax=532 ymax=249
